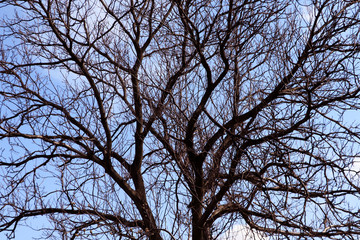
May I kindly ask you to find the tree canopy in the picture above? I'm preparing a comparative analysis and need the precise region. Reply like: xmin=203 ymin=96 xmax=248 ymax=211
xmin=1 ymin=0 xmax=360 ymax=239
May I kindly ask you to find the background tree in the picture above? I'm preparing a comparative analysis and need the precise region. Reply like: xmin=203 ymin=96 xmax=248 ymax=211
xmin=1 ymin=0 xmax=360 ymax=239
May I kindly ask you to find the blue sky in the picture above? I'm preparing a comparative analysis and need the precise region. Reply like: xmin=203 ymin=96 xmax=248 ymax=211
xmin=1 ymin=1 xmax=360 ymax=240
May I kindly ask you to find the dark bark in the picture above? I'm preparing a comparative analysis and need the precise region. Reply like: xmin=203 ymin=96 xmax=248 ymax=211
xmin=1 ymin=0 xmax=360 ymax=239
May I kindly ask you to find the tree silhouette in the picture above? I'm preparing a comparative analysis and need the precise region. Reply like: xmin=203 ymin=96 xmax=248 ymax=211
xmin=1 ymin=0 xmax=360 ymax=239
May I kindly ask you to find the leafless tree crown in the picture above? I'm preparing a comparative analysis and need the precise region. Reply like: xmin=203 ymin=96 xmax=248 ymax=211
xmin=1 ymin=0 xmax=360 ymax=239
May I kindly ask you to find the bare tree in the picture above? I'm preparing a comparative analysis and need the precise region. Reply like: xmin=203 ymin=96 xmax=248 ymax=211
xmin=1 ymin=0 xmax=360 ymax=239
